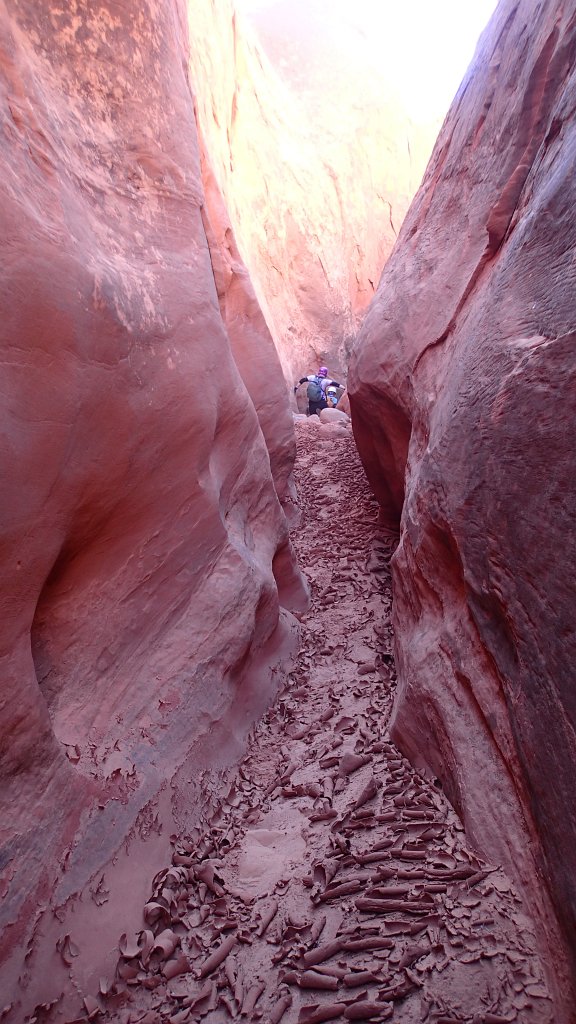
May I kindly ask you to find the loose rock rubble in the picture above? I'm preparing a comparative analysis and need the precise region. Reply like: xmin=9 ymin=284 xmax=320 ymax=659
xmin=101 ymin=420 xmax=552 ymax=1024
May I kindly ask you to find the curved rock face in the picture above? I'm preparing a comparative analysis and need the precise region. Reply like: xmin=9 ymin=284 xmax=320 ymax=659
xmin=349 ymin=0 xmax=576 ymax=1014
xmin=0 ymin=0 xmax=305 ymax=1015
xmin=199 ymin=138 xmax=298 ymax=518
xmin=187 ymin=0 xmax=438 ymax=382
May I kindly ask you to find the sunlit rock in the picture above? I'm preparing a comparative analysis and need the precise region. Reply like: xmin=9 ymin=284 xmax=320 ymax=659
xmin=187 ymin=0 xmax=439 ymax=380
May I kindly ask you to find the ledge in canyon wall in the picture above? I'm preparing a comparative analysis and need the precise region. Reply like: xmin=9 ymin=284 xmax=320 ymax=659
xmin=349 ymin=0 xmax=576 ymax=1015
xmin=0 ymin=0 xmax=304 ymax=1016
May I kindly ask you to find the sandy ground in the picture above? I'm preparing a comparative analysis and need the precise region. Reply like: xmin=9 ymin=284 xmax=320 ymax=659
xmin=102 ymin=419 xmax=553 ymax=1024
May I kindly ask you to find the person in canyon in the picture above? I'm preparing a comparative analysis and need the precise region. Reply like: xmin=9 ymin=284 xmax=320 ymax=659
xmin=294 ymin=365 xmax=344 ymax=416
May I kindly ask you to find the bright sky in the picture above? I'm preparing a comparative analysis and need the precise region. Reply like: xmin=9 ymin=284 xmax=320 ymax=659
xmin=239 ymin=0 xmax=499 ymax=121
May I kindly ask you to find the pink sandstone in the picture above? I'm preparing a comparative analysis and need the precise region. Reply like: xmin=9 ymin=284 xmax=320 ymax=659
xmin=0 ymin=0 xmax=305 ymax=1017
xmin=349 ymin=0 xmax=576 ymax=1017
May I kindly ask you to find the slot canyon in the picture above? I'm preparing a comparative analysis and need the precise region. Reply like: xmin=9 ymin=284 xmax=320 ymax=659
xmin=0 ymin=0 xmax=575 ymax=1022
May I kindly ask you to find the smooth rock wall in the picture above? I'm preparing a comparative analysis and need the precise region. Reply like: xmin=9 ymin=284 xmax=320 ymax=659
xmin=0 ymin=0 xmax=304 ymax=1015
xmin=199 ymin=137 xmax=298 ymax=517
xmin=349 ymin=0 xmax=576 ymax=1015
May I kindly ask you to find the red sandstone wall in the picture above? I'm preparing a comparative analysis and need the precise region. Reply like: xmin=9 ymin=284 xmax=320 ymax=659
xmin=0 ymin=0 xmax=305 ymax=1016
xmin=185 ymin=0 xmax=438 ymax=382
xmin=349 ymin=0 xmax=576 ymax=1015
xmin=199 ymin=138 xmax=298 ymax=518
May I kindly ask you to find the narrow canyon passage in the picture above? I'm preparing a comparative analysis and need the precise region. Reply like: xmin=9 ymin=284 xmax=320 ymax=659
xmin=105 ymin=422 xmax=552 ymax=1024
xmin=1 ymin=1 xmax=574 ymax=1017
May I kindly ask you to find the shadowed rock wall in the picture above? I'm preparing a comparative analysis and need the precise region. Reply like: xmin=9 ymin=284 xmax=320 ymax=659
xmin=349 ymin=0 xmax=576 ymax=1015
xmin=0 ymin=0 xmax=305 ymax=1015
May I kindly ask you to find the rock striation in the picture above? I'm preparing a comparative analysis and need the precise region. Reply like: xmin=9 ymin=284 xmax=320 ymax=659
xmin=349 ymin=0 xmax=576 ymax=1016
xmin=0 ymin=0 xmax=305 ymax=1016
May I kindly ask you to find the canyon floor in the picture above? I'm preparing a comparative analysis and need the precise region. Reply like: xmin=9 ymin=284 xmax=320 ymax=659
xmin=104 ymin=418 xmax=553 ymax=1024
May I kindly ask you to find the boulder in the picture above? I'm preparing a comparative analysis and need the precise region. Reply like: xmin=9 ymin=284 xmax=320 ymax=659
xmin=349 ymin=1 xmax=576 ymax=1015
xmin=318 ymin=422 xmax=349 ymax=441
xmin=319 ymin=407 xmax=349 ymax=425
xmin=298 ymin=413 xmax=321 ymax=428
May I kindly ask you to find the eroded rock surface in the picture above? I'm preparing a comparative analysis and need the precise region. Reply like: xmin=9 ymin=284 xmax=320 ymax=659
xmin=349 ymin=0 xmax=576 ymax=1015
xmin=0 ymin=0 xmax=304 ymax=1016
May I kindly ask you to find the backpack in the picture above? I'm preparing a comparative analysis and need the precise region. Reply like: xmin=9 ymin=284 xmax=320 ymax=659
xmin=307 ymin=376 xmax=324 ymax=402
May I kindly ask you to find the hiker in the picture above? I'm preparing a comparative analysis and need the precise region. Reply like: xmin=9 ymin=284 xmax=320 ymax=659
xmin=294 ymin=366 xmax=344 ymax=416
